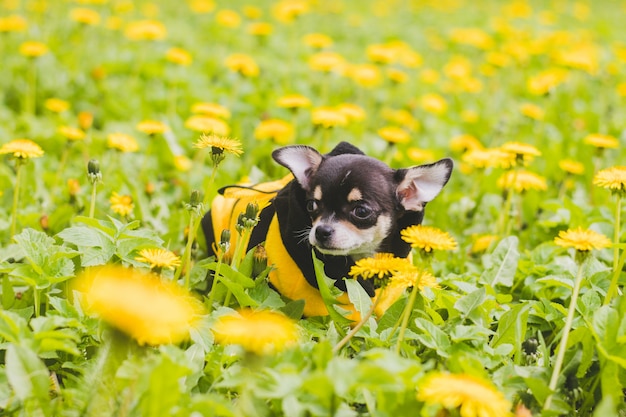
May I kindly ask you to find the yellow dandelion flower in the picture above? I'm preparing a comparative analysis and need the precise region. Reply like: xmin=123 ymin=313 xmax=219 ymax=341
xmin=124 ymin=20 xmax=167 ymax=41
xmin=107 ymin=133 xmax=139 ymax=153
xmin=349 ymin=253 xmax=413 ymax=280
xmin=70 ymin=8 xmax=101 ymax=25
xmin=593 ymin=166 xmax=626 ymax=193
xmin=215 ymin=9 xmax=241 ymax=28
xmin=308 ymin=51 xmax=346 ymax=73
xmin=174 ymin=155 xmax=192 ymax=172
xmin=500 ymin=141 xmax=541 ymax=164
xmin=188 ymin=0 xmax=215 ymax=14
xmin=311 ymin=106 xmax=348 ymax=128
xmin=0 ymin=139 xmax=44 ymax=159
xmin=461 ymin=109 xmax=479 ymax=123
xmin=212 ymin=309 xmax=299 ymax=355
xmin=184 ymin=115 xmax=230 ymax=136
xmin=254 ymin=119 xmax=295 ymax=145
xmin=527 ymin=68 xmax=568 ymax=95
xmin=366 ymin=43 xmax=398 ymax=65
xmin=559 ymin=159 xmax=584 ymax=175
xmin=471 ymin=234 xmax=498 ymax=253
xmin=58 ymin=126 xmax=86 ymax=141
xmin=135 ymin=248 xmax=181 ymax=270
xmin=277 ymin=94 xmax=311 ymax=109
xmin=419 ymin=93 xmax=448 ymax=115
xmin=191 ymin=102 xmax=231 ymax=119
xmin=136 ymin=120 xmax=169 ymax=135
xmin=336 ymin=103 xmax=366 ymax=123
xmin=583 ymin=133 xmax=619 ymax=149
xmin=406 ymin=148 xmax=436 ymax=164
xmin=19 ymin=40 xmax=48 ymax=58
xmin=497 ymin=170 xmax=547 ymax=193
xmin=554 ymin=227 xmax=611 ymax=252
xmin=401 ymin=225 xmax=458 ymax=252
xmin=78 ymin=111 xmax=94 ymax=130
xmin=67 ymin=179 xmax=81 ymax=197
xmin=193 ymin=133 xmax=243 ymax=156
xmin=247 ymin=22 xmax=273 ymax=36
xmin=272 ymin=0 xmax=309 ymax=23
xmin=346 ymin=63 xmax=382 ymax=88
xmin=462 ymin=148 xmax=515 ymax=169
xmin=0 ymin=15 xmax=28 ymax=33
xmin=449 ymin=27 xmax=494 ymax=50
xmin=390 ymin=268 xmax=439 ymax=290
xmin=44 ymin=98 xmax=70 ymax=113
xmin=449 ymin=134 xmax=483 ymax=152
xmin=242 ymin=5 xmax=263 ymax=19
xmin=74 ymin=266 xmax=203 ymax=345
xmin=378 ymin=126 xmax=410 ymax=144
xmin=165 ymin=47 xmax=192 ymax=66
xmin=303 ymin=33 xmax=333 ymax=49
xmin=381 ymin=108 xmax=418 ymax=130
xmin=110 ymin=192 xmax=134 ymax=216
xmin=387 ymin=68 xmax=409 ymax=84
xmin=224 ymin=53 xmax=259 ymax=77
xmin=519 ymin=103 xmax=545 ymax=120
xmin=419 ymin=68 xmax=440 ymax=84
xmin=418 ymin=372 xmax=512 ymax=417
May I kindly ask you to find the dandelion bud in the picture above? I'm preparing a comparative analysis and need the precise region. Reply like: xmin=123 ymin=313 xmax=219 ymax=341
xmin=87 ymin=159 xmax=102 ymax=184
xmin=236 ymin=213 xmax=245 ymax=234
xmin=245 ymin=201 xmax=259 ymax=221
xmin=252 ymin=244 xmax=267 ymax=277
xmin=219 ymin=229 xmax=231 ymax=253
xmin=190 ymin=190 xmax=202 ymax=207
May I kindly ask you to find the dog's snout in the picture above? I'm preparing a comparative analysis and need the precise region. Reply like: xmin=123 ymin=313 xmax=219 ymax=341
xmin=314 ymin=224 xmax=333 ymax=242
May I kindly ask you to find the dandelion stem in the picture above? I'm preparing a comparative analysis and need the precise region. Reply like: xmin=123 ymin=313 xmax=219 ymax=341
xmin=500 ymin=168 xmax=518 ymax=236
xmin=33 ymin=287 xmax=40 ymax=317
xmin=394 ymin=278 xmax=421 ymax=354
xmin=206 ymin=252 xmax=224 ymax=313
xmin=604 ymin=194 xmax=622 ymax=305
xmin=26 ymin=61 xmax=37 ymax=114
xmin=544 ymin=255 xmax=587 ymax=410
xmin=89 ymin=182 xmax=98 ymax=218
xmin=333 ymin=291 xmax=384 ymax=354
xmin=224 ymin=227 xmax=252 ymax=307
xmin=10 ymin=161 xmax=24 ymax=239
xmin=175 ymin=213 xmax=197 ymax=288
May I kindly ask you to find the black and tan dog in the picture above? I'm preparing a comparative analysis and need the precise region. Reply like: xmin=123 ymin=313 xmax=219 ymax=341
xmin=202 ymin=142 xmax=453 ymax=317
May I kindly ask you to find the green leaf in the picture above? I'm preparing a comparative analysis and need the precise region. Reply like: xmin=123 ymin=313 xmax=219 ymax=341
xmin=312 ymin=252 xmax=353 ymax=328
xmin=344 ymin=278 xmax=372 ymax=318
xmin=480 ymin=235 xmax=519 ymax=287
xmin=5 ymin=344 xmax=52 ymax=416
xmin=57 ymin=225 xmax=114 ymax=247
xmin=414 ymin=317 xmax=451 ymax=357
xmin=13 ymin=228 xmax=55 ymax=274
xmin=281 ymin=299 xmax=305 ymax=320
xmin=219 ymin=278 xmax=258 ymax=308
xmin=490 ymin=303 xmax=530 ymax=363
xmin=454 ymin=287 xmax=487 ymax=320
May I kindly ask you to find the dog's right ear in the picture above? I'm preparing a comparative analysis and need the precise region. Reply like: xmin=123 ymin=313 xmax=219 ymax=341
xmin=272 ymin=145 xmax=323 ymax=191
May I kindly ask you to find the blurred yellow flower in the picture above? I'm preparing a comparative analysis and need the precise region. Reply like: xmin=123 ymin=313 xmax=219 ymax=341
xmin=44 ymin=98 xmax=70 ymax=113
xmin=224 ymin=53 xmax=259 ymax=77
xmin=378 ymin=126 xmax=410 ymax=144
xmin=58 ymin=126 xmax=86 ymax=141
xmin=308 ymin=51 xmax=346 ymax=73
xmin=165 ymin=47 xmax=193 ymax=66
xmin=559 ymin=159 xmax=584 ymax=175
xmin=174 ymin=155 xmax=192 ymax=172
xmin=212 ymin=309 xmax=299 ymax=355
xmin=188 ymin=0 xmax=215 ymax=14
xmin=242 ymin=5 xmax=263 ymax=19
xmin=107 ymin=133 xmax=139 ymax=153
xmin=19 ymin=40 xmax=48 ymax=58
xmin=110 ymin=192 xmax=134 ymax=216
xmin=311 ymin=106 xmax=348 ymax=128
xmin=593 ymin=166 xmax=626 ymax=193
xmin=555 ymin=43 xmax=599 ymax=74
xmin=336 ymin=103 xmax=366 ymax=122
xmin=449 ymin=27 xmax=494 ymax=50
xmin=193 ymin=133 xmax=243 ymax=156
xmin=185 ymin=115 xmax=230 ymax=136
xmin=471 ymin=234 xmax=498 ymax=253
xmin=401 ymin=225 xmax=458 ymax=252
xmin=191 ymin=102 xmax=231 ymax=119
xmin=382 ymin=108 xmax=418 ymax=130
xmin=461 ymin=109 xmax=479 ymax=123
xmin=583 ymin=133 xmax=619 ymax=149
xmin=449 ymin=134 xmax=483 ymax=153
xmin=554 ymin=227 xmax=611 ymax=252
xmin=135 ymin=248 xmax=181 ymax=270
xmin=390 ymin=267 xmax=439 ymax=290
xmin=0 ymin=15 xmax=28 ymax=32
xmin=419 ymin=68 xmax=440 ymax=84
xmin=67 ymin=178 xmax=81 ymax=197
xmin=277 ymin=94 xmax=311 ymax=109
xmin=527 ymin=68 xmax=568 ymax=95
xmin=444 ymin=56 xmax=473 ymax=79
xmin=0 ymin=139 xmax=44 ymax=159
xmin=497 ymin=170 xmax=547 ymax=192
xmin=78 ymin=111 xmax=94 ymax=130
xmin=75 ymin=266 xmax=203 ymax=345
xmin=519 ymin=103 xmax=545 ymax=120
xmin=387 ymin=68 xmax=409 ymax=84
xmin=247 ymin=22 xmax=273 ymax=36
xmin=500 ymin=141 xmax=541 ymax=164
xmin=462 ymin=148 xmax=515 ymax=169
xmin=136 ymin=120 xmax=169 ymax=135
xmin=302 ymin=33 xmax=333 ymax=49
xmin=70 ymin=8 xmax=101 ymax=25
xmin=419 ymin=93 xmax=447 ymax=115
xmin=272 ymin=0 xmax=309 ymax=23
xmin=254 ymin=119 xmax=295 ymax=145
xmin=346 ymin=64 xmax=382 ymax=87
xmin=417 ymin=372 xmax=512 ymax=417
xmin=366 ymin=43 xmax=398 ymax=64
xmin=406 ymin=148 xmax=436 ymax=163
xmin=215 ymin=9 xmax=241 ymax=28
xmin=124 ymin=20 xmax=167 ymax=41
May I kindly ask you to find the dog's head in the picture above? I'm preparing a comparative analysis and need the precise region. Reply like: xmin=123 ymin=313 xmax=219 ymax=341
xmin=273 ymin=143 xmax=453 ymax=258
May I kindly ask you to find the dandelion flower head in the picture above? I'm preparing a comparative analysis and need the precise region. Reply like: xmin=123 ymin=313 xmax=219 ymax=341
xmin=401 ymin=225 xmax=458 ymax=252
xmin=593 ymin=166 xmax=626 ymax=194
xmin=135 ymin=248 xmax=181 ymax=270
xmin=554 ymin=227 xmax=611 ymax=252
xmin=193 ymin=134 xmax=243 ymax=156
xmin=0 ymin=139 xmax=44 ymax=159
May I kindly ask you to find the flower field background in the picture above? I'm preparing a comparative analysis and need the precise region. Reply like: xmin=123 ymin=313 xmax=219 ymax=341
xmin=1 ymin=0 xmax=626 ymax=416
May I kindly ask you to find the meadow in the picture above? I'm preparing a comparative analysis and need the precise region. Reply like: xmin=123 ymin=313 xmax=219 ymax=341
xmin=1 ymin=0 xmax=626 ymax=416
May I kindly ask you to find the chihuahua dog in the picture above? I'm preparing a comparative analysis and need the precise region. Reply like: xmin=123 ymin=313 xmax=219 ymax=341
xmin=202 ymin=142 xmax=453 ymax=317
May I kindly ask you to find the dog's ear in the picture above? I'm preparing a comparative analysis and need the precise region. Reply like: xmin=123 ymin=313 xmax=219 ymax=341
xmin=272 ymin=145 xmax=323 ymax=191
xmin=395 ymin=158 xmax=453 ymax=211
xmin=326 ymin=141 xmax=365 ymax=156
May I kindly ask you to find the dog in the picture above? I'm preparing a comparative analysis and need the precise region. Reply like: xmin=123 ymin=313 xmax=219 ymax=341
xmin=201 ymin=142 xmax=453 ymax=317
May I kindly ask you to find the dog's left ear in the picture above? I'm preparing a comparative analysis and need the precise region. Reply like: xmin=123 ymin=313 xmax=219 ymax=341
xmin=395 ymin=158 xmax=453 ymax=211
xmin=272 ymin=145 xmax=323 ymax=191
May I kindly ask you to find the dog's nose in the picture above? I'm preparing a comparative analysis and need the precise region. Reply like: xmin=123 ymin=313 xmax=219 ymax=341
xmin=314 ymin=225 xmax=333 ymax=242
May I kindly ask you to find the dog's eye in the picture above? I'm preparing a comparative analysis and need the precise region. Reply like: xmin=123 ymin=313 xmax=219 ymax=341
xmin=306 ymin=200 xmax=318 ymax=213
xmin=352 ymin=205 xmax=373 ymax=220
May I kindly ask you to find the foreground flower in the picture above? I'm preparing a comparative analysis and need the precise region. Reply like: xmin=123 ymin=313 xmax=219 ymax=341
xmin=417 ymin=372 xmax=512 ymax=417
xmin=401 ymin=225 xmax=458 ymax=252
xmin=593 ymin=166 xmax=626 ymax=194
xmin=136 ymin=248 xmax=181 ymax=270
xmin=0 ymin=139 xmax=44 ymax=159
xmin=554 ymin=227 xmax=611 ymax=252
xmin=349 ymin=253 xmax=412 ymax=284
xmin=193 ymin=133 xmax=243 ymax=156
xmin=110 ymin=192 xmax=134 ymax=217
xmin=75 ymin=266 xmax=203 ymax=345
xmin=390 ymin=267 xmax=439 ymax=290
xmin=212 ymin=309 xmax=298 ymax=355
